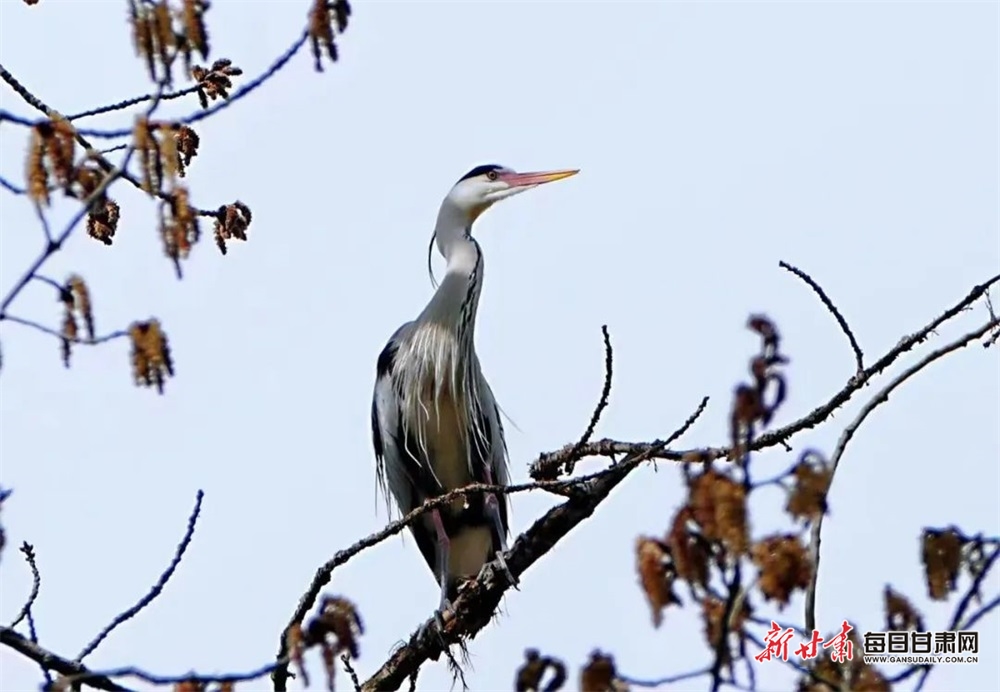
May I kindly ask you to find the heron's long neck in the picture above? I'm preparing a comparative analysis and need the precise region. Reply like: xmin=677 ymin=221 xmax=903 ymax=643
xmin=421 ymin=203 xmax=484 ymax=337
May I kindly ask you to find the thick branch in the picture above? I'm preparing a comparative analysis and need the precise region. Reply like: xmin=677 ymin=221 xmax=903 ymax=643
xmin=530 ymin=274 xmax=1000 ymax=480
xmin=356 ymin=399 xmax=710 ymax=691
xmin=0 ymin=627 xmax=130 ymax=692
xmin=266 ymin=399 xmax=709 ymax=691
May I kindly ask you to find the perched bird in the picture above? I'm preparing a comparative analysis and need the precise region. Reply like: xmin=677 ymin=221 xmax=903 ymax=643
xmin=370 ymin=164 xmax=579 ymax=622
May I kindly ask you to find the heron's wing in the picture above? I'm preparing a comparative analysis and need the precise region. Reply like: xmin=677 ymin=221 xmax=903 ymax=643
xmin=371 ymin=325 xmax=440 ymax=576
xmin=470 ymin=371 xmax=511 ymax=539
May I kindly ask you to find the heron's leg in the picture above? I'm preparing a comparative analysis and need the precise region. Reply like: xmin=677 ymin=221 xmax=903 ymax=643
xmin=430 ymin=508 xmax=452 ymax=614
xmin=480 ymin=468 xmax=520 ymax=590
xmin=416 ymin=508 xmax=452 ymax=646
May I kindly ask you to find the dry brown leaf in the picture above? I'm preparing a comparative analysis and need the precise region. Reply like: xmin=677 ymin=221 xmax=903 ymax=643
xmin=26 ymin=127 xmax=49 ymax=205
xmin=134 ymin=116 xmax=162 ymax=193
xmin=128 ymin=0 xmax=210 ymax=84
xmin=797 ymin=631 xmax=889 ymax=691
xmin=160 ymin=187 xmax=201 ymax=277
xmin=67 ymin=275 xmax=94 ymax=340
xmin=321 ymin=641 xmax=336 ymax=692
xmin=286 ymin=624 xmax=309 ymax=688
xmin=175 ymin=125 xmax=200 ymax=174
xmin=181 ymin=0 xmax=210 ymax=65
xmin=191 ymin=58 xmax=242 ymax=108
xmin=174 ymin=681 xmax=205 ymax=692
xmin=60 ymin=305 xmax=77 ymax=368
xmin=87 ymin=197 xmax=121 ymax=246
xmin=25 ymin=117 xmax=77 ymax=206
xmin=751 ymin=534 xmax=812 ymax=609
xmin=666 ymin=506 xmax=710 ymax=591
xmin=747 ymin=314 xmax=781 ymax=356
xmin=689 ymin=469 xmax=749 ymax=556
xmin=579 ymin=651 xmax=627 ymax=692
xmin=304 ymin=595 xmax=365 ymax=660
xmin=635 ymin=536 xmax=681 ymax=628
xmin=213 ymin=201 xmax=252 ymax=255
xmin=884 ymin=585 xmax=924 ymax=631
xmin=129 ymin=319 xmax=174 ymax=393
xmin=515 ymin=649 xmax=566 ymax=692
xmin=785 ymin=453 xmax=832 ymax=523
xmin=308 ymin=0 xmax=352 ymax=72
xmin=921 ymin=527 xmax=964 ymax=601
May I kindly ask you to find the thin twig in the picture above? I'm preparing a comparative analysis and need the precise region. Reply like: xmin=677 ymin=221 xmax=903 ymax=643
xmin=76 ymin=490 xmax=204 ymax=661
xmin=33 ymin=200 xmax=53 ymax=244
xmin=31 ymin=274 xmax=65 ymax=292
xmin=2 ymin=314 xmax=129 ymax=346
xmin=949 ymin=543 xmax=1000 ymax=631
xmin=22 ymin=609 xmax=54 ymax=688
xmin=804 ymin=316 xmax=1000 ymax=632
xmin=0 ymin=64 xmax=50 ymax=117
xmin=0 ymin=173 xmax=26 ymax=195
xmin=710 ymin=558 xmax=743 ymax=691
xmin=779 ymin=260 xmax=864 ymax=373
xmin=10 ymin=542 xmax=41 ymax=629
xmin=8 ymin=544 xmax=55 ymax=691
xmin=98 ymin=143 xmax=128 ymax=155
xmin=620 ymin=665 xmax=713 ymax=688
xmin=66 ymin=86 xmax=199 ymax=121
xmin=65 ymin=646 xmax=292 ymax=691
xmin=563 ymin=324 xmax=614 ymax=476
xmin=961 ymin=594 xmax=1000 ymax=630
xmin=342 ymin=654 xmax=362 ymax=691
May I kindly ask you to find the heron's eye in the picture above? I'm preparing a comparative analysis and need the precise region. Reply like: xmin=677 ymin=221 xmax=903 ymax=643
xmin=486 ymin=170 xmax=498 ymax=181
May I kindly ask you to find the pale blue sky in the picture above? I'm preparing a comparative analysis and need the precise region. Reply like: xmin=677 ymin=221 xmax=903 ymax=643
xmin=1 ymin=1 xmax=998 ymax=691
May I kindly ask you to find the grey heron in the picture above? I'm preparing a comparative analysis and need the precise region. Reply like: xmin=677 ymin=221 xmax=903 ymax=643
xmin=370 ymin=164 xmax=579 ymax=624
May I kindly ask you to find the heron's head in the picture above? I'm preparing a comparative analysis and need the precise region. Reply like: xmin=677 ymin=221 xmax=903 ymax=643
xmin=445 ymin=164 xmax=579 ymax=223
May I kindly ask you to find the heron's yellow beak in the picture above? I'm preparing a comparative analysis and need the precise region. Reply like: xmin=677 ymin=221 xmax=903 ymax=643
xmin=497 ymin=169 xmax=580 ymax=188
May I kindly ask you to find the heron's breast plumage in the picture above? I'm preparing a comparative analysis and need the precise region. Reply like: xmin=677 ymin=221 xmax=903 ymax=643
xmin=395 ymin=323 xmax=478 ymax=510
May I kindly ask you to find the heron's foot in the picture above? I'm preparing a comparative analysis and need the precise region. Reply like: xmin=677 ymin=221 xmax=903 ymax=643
xmin=416 ymin=597 xmax=452 ymax=648
xmin=487 ymin=550 xmax=520 ymax=590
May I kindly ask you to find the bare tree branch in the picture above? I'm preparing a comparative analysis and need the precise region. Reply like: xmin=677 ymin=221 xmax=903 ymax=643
xmin=76 ymin=490 xmax=204 ymax=661
xmin=66 ymin=87 xmax=200 ymax=122
xmin=0 ymin=627 xmax=129 ymax=692
xmin=9 ymin=542 xmax=41 ymax=629
xmin=563 ymin=324 xmax=614 ymax=477
xmin=779 ymin=260 xmax=864 ymax=373
xmin=2 ymin=315 xmax=129 ymax=346
xmin=620 ymin=665 xmax=714 ymax=688
xmin=0 ymin=172 xmax=26 ymax=195
xmin=531 ymin=274 xmax=1000 ymax=482
xmin=804 ymin=316 xmax=999 ymax=632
